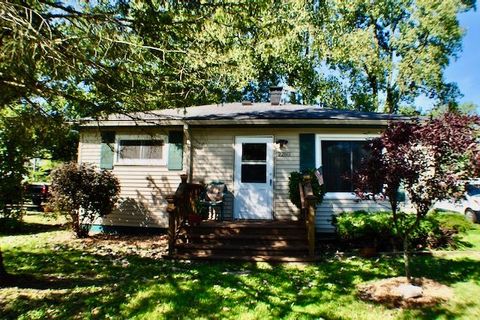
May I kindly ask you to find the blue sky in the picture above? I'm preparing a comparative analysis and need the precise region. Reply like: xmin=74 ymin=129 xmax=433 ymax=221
xmin=444 ymin=9 xmax=480 ymax=107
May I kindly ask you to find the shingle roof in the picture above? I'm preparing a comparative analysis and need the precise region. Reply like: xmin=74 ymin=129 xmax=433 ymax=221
xmin=104 ymin=103 xmax=409 ymax=121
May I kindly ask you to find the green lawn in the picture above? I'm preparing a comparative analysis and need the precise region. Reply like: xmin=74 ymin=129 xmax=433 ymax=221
xmin=1 ymin=214 xmax=480 ymax=320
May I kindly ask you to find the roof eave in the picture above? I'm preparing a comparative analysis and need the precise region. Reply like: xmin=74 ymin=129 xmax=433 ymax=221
xmin=78 ymin=119 xmax=185 ymax=127
xmin=78 ymin=118 xmax=404 ymax=128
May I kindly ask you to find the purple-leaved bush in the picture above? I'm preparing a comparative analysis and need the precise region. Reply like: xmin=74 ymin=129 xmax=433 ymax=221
xmin=49 ymin=163 xmax=120 ymax=238
xmin=354 ymin=112 xmax=480 ymax=280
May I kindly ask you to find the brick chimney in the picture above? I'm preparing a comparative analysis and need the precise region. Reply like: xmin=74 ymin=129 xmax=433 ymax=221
xmin=269 ymin=86 xmax=283 ymax=105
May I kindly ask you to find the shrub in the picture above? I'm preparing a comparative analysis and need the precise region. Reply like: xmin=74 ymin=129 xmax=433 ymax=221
xmin=0 ymin=217 xmax=24 ymax=234
xmin=334 ymin=210 xmax=473 ymax=251
xmin=425 ymin=211 xmax=474 ymax=249
xmin=334 ymin=211 xmax=392 ymax=245
xmin=433 ymin=211 xmax=474 ymax=233
xmin=49 ymin=163 xmax=120 ymax=238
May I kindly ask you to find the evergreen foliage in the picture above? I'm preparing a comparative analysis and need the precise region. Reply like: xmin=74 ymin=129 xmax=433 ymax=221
xmin=288 ymin=169 xmax=325 ymax=210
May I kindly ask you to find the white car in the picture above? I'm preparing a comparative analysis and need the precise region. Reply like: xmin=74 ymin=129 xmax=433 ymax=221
xmin=434 ymin=184 xmax=480 ymax=223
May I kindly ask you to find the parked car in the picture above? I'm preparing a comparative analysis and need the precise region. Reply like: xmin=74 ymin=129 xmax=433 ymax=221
xmin=25 ymin=183 xmax=50 ymax=207
xmin=434 ymin=183 xmax=480 ymax=223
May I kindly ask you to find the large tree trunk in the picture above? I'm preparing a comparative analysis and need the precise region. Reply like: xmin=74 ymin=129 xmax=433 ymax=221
xmin=0 ymin=248 xmax=8 ymax=281
xmin=366 ymin=71 xmax=379 ymax=112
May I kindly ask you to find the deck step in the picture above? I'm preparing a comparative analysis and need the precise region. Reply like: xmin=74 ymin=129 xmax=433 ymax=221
xmin=187 ymin=225 xmax=306 ymax=237
xmin=173 ymin=220 xmax=311 ymax=261
xmin=186 ymin=233 xmax=307 ymax=241
xmin=179 ymin=238 xmax=306 ymax=246
xmin=168 ymin=253 xmax=318 ymax=262
xmin=177 ymin=249 xmax=308 ymax=257
xmin=190 ymin=221 xmax=304 ymax=228
xmin=176 ymin=243 xmax=309 ymax=251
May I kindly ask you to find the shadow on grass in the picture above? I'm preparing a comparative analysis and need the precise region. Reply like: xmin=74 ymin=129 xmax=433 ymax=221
xmin=450 ymin=239 xmax=475 ymax=249
xmin=398 ymin=300 xmax=479 ymax=320
xmin=0 ymin=218 xmax=66 ymax=236
xmin=0 ymin=273 xmax=106 ymax=290
xmin=410 ymin=255 xmax=480 ymax=285
xmin=2 ymin=230 xmax=480 ymax=319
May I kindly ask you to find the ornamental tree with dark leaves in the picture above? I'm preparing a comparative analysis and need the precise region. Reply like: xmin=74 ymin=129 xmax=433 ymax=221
xmin=354 ymin=112 xmax=480 ymax=281
xmin=49 ymin=163 xmax=121 ymax=238
xmin=355 ymin=121 xmax=420 ymax=220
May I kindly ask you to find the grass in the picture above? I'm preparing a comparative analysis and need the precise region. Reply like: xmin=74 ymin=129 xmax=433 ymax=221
xmin=1 ymin=214 xmax=480 ymax=319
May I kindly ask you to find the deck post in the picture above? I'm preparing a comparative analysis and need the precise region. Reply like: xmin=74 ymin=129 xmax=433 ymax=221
xmin=303 ymin=175 xmax=317 ymax=257
xmin=184 ymin=124 xmax=194 ymax=183
xmin=166 ymin=194 xmax=177 ymax=255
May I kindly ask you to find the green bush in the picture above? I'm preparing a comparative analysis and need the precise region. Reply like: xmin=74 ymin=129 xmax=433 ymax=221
xmin=0 ymin=217 xmax=23 ymax=234
xmin=334 ymin=211 xmax=392 ymax=242
xmin=333 ymin=210 xmax=473 ymax=250
xmin=432 ymin=211 xmax=474 ymax=233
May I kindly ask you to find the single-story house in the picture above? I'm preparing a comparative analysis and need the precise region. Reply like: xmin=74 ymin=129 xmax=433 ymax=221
xmin=78 ymin=93 xmax=408 ymax=234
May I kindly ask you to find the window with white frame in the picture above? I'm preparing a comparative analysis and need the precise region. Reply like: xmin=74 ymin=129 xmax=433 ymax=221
xmin=115 ymin=135 xmax=167 ymax=165
xmin=316 ymin=134 xmax=378 ymax=194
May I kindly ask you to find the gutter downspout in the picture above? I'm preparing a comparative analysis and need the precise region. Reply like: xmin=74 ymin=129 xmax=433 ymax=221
xmin=184 ymin=123 xmax=194 ymax=183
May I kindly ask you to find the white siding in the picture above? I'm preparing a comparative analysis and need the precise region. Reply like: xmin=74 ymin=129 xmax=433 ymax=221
xmin=79 ymin=126 xmax=390 ymax=232
xmin=190 ymin=128 xmax=301 ymax=220
xmin=316 ymin=199 xmax=391 ymax=233
xmin=78 ymin=130 xmax=101 ymax=164
xmin=78 ymin=128 xmax=186 ymax=228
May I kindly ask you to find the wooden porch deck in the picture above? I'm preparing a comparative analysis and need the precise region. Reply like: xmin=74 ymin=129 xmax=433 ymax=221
xmin=166 ymin=175 xmax=319 ymax=262
xmin=169 ymin=220 xmax=319 ymax=262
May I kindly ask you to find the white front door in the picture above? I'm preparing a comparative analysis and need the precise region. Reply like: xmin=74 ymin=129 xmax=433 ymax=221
xmin=234 ymin=136 xmax=274 ymax=219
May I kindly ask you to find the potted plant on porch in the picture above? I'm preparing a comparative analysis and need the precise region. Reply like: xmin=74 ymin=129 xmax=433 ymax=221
xmin=187 ymin=212 xmax=203 ymax=226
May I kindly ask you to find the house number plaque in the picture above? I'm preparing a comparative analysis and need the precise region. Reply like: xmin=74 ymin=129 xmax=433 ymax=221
xmin=276 ymin=151 xmax=292 ymax=158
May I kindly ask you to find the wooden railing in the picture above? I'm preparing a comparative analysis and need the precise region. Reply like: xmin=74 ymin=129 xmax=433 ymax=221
xmin=299 ymin=175 xmax=317 ymax=257
xmin=167 ymin=174 xmax=204 ymax=255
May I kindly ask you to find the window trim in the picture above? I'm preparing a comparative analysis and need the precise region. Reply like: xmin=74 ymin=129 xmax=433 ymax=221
xmin=315 ymin=133 xmax=380 ymax=199
xmin=115 ymin=134 xmax=168 ymax=166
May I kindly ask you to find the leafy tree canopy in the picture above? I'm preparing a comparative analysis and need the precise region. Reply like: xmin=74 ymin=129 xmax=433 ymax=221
xmin=1 ymin=0 xmax=317 ymax=117
xmin=313 ymin=0 xmax=475 ymax=112
xmin=1 ymin=0 xmax=475 ymax=117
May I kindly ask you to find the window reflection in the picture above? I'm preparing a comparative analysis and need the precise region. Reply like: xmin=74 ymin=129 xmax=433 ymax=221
xmin=242 ymin=143 xmax=266 ymax=162
xmin=321 ymin=141 xmax=369 ymax=192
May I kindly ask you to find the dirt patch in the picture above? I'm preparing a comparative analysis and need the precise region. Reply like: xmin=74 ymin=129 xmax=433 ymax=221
xmin=52 ymin=234 xmax=169 ymax=260
xmin=357 ymin=277 xmax=453 ymax=308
